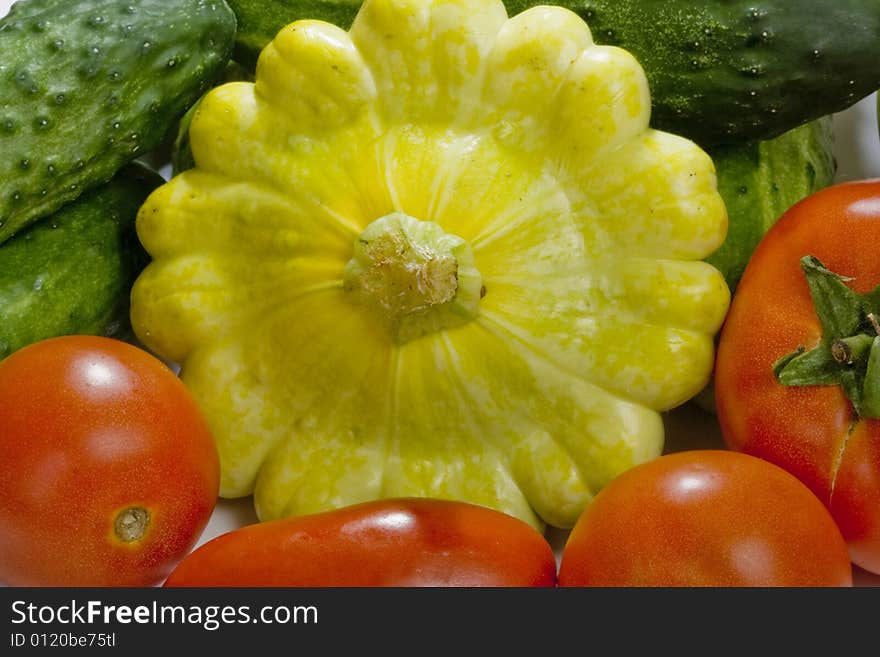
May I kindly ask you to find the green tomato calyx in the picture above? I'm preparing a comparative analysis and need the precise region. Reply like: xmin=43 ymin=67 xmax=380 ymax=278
xmin=343 ymin=212 xmax=483 ymax=344
xmin=773 ymin=256 xmax=880 ymax=419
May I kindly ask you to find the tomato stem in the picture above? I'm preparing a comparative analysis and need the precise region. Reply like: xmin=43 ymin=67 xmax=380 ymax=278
xmin=343 ymin=212 xmax=483 ymax=344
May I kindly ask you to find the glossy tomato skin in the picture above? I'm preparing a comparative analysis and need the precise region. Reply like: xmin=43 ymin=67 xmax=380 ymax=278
xmin=0 ymin=336 xmax=219 ymax=586
xmin=165 ymin=498 xmax=557 ymax=587
xmin=557 ymin=450 xmax=852 ymax=587
xmin=715 ymin=180 xmax=880 ymax=574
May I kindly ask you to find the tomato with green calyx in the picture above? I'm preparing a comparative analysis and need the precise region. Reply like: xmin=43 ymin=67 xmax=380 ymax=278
xmin=164 ymin=498 xmax=557 ymax=587
xmin=557 ymin=450 xmax=852 ymax=587
xmin=0 ymin=336 xmax=219 ymax=586
xmin=715 ymin=179 xmax=880 ymax=574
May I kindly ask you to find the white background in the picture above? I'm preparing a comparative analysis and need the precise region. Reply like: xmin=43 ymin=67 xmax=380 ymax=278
xmin=2 ymin=0 xmax=880 ymax=585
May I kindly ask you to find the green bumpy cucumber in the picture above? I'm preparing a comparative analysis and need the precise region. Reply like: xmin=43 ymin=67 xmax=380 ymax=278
xmin=0 ymin=0 xmax=236 ymax=244
xmin=224 ymin=0 xmax=880 ymax=147
xmin=0 ymin=163 xmax=163 ymax=360
xmin=706 ymin=115 xmax=836 ymax=294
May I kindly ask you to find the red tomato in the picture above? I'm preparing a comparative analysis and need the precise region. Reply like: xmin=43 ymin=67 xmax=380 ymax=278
xmin=164 ymin=498 xmax=557 ymax=587
xmin=0 ymin=336 xmax=219 ymax=586
xmin=557 ymin=450 xmax=852 ymax=587
xmin=715 ymin=180 xmax=880 ymax=574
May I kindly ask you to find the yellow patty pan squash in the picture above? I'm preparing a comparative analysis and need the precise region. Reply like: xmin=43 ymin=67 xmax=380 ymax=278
xmin=131 ymin=0 xmax=729 ymax=529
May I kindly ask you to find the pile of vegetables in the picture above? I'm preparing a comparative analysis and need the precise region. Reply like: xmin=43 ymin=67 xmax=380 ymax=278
xmin=1 ymin=0 xmax=880 ymax=587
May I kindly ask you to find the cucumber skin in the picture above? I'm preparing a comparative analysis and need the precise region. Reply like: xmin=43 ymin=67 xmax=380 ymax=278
xmin=0 ymin=0 xmax=236 ymax=244
xmin=226 ymin=0 xmax=880 ymax=147
xmin=0 ymin=163 xmax=163 ymax=360
xmin=706 ymin=116 xmax=836 ymax=294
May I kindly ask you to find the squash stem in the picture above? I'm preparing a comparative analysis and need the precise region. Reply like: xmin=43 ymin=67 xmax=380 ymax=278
xmin=343 ymin=212 xmax=483 ymax=344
